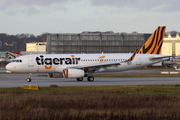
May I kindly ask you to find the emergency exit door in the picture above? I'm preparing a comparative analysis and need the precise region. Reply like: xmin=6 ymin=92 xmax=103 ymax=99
xmin=136 ymin=55 xmax=141 ymax=65
xmin=28 ymin=56 xmax=34 ymax=67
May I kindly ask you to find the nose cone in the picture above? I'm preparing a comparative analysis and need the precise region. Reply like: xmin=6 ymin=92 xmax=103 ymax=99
xmin=5 ymin=63 xmax=12 ymax=71
xmin=5 ymin=64 xmax=9 ymax=70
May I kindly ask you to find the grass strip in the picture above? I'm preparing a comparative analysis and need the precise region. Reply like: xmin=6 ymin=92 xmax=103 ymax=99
xmin=1 ymin=85 xmax=180 ymax=119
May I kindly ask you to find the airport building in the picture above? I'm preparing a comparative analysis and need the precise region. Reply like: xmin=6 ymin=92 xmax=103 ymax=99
xmin=0 ymin=41 xmax=2 ymax=51
xmin=0 ymin=52 xmax=7 ymax=61
xmin=26 ymin=42 xmax=47 ymax=53
xmin=162 ymin=32 xmax=180 ymax=56
xmin=0 ymin=51 xmax=20 ymax=67
xmin=46 ymin=32 xmax=151 ymax=54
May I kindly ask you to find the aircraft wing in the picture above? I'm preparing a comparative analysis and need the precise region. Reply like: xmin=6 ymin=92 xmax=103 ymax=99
xmin=71 ymin=61 xmax=120 ymax=71
xmin=69 ymin=50 xmax=138 ymax=71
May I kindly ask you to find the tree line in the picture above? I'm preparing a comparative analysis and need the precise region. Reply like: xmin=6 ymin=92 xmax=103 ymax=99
xmin=0 ymin=33 xmax=47 ymax=51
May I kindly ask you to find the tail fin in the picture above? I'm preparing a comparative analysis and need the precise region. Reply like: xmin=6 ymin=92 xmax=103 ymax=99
xmin=137 ymin=26 xmax=166 ymax=54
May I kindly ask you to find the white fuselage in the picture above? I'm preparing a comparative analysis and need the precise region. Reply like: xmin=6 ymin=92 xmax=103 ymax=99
xmin=5 ymin=53 xmax=166 ymax=73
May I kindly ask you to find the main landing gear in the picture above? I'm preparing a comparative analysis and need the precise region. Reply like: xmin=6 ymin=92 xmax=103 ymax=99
xmin=76 ymin=76 xmax=94 ymax=82
xmin=77 ymin=77 xmax=83 ymax=81
xmin=87 ymin=76 xmax=94 ymax=82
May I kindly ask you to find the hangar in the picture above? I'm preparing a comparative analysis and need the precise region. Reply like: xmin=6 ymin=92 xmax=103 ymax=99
xmin=46 ymin=31 xmax=151 ymax=54
xmin=162 ymin=31 xmax=180 ymax=56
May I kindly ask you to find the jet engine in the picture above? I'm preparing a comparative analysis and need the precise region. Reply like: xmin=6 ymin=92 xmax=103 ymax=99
xmin=63 ymin=69 xmax=85 ymax=78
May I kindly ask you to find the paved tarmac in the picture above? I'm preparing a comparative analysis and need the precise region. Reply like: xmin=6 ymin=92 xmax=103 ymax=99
xmin=0 ymin=68 xmax=180 ymax=88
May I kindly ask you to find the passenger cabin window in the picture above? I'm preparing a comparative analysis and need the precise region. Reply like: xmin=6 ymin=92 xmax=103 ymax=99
xmin=12 ymin=59 xmax=22 ymax=63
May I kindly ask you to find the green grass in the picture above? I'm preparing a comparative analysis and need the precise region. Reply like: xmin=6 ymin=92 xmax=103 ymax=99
xmin=1 ymin=85 xmax=180 ymax=119
xmin=1 ymin=85 xmax=180 ymax=95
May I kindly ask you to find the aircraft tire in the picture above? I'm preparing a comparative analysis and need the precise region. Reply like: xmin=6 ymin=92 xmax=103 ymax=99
xmin=26 ymin=78 xmax=31 ymax=82
xmin=87 ymin=76 xmax=94 ymax=82
xmin=77 ymin=77 xmax=83 ymax=81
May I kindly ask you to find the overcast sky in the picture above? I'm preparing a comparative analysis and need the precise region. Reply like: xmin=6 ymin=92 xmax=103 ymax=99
xmin=0 ymin=0 xmax=179 ymax=35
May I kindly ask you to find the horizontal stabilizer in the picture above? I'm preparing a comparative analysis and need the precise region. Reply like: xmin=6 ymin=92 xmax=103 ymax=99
xmin=149 ymin=55 xmax=170 ymax=60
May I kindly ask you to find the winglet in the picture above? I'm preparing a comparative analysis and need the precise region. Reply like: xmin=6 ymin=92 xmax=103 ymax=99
xmin=124 ymin=49 xmax=138 ymax=62
xmin=129 ymin=49 xmax=138 ymax=61
xmin=137 ymin=26 xmax=166 ymax=54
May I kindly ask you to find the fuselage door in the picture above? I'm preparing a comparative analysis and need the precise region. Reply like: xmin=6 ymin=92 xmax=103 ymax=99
xmin=136 ymin=54 xmax=141 ymax=65
xmin=28 ymin=56 xmax=34 ymax=67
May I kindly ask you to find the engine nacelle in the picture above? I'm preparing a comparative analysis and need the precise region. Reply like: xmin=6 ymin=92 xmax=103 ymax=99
xmin=48 ymin=73 xmax=64 ymax=78
xmin=63 ymin=69 xmax=85 ymax=78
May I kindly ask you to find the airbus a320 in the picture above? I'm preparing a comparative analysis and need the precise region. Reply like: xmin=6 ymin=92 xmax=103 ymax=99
xmin=6 ymin=26 xmax=169 ymax=82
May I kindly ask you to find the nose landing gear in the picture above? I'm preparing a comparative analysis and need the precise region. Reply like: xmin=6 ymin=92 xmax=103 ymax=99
xmin=26 ymin=78 xmax=31 ymax=82
xmin=26 ymin=73 xmax=32 ymax=82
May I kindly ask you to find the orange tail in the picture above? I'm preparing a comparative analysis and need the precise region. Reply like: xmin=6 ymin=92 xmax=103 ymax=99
xmin=137 ymin=26 xmax=166 ymax=54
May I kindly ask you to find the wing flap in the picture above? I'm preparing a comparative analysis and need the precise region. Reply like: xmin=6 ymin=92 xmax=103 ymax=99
xmin=69 ymin=61 xmax=120 ymax=71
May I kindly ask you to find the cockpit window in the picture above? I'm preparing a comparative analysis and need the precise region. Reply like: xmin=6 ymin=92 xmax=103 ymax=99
xmin=12 ymin=59 xmax=22 ymax=63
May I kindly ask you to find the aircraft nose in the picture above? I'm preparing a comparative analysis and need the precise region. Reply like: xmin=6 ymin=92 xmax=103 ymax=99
xmin=5 ymin=63 xmax=12 ymax=71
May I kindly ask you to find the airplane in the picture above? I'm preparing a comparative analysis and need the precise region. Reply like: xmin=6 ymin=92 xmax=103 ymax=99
xmin=5 ymin=26 xmax=169 ymax=82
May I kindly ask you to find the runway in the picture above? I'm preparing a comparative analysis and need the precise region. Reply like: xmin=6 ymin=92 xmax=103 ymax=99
xmin=0 ymin=72 xmax=180 ymax=88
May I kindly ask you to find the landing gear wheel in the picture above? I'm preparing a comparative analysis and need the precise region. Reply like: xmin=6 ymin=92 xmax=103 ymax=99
xmin=26 ymin=78 xmax=31 ymax=82
xmin=87 ymin=76 xmax=94 ymax=82
xmin=77 ymin=77 xmax=83 ymax=81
